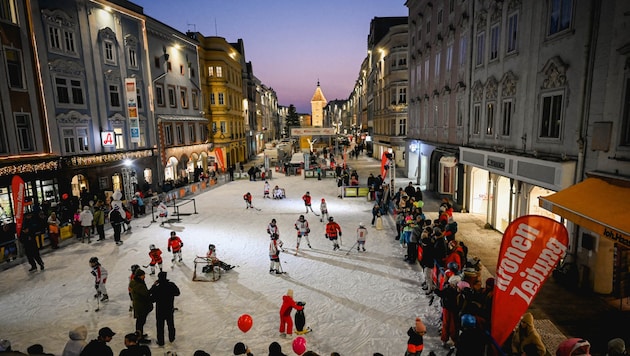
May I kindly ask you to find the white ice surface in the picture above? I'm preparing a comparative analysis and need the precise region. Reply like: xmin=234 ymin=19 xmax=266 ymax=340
xmin=0 ymin=173 xmax=448 ymax=356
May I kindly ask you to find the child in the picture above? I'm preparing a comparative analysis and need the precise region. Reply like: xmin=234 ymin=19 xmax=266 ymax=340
xmin=294 ymin=215 xmax=312 ymax=253
xmin=243 ymin=192 xmax=253 ymax=209
xmin=167 ymin=231 xmax=183 ymax=263
xmin=267 ymin=218 xmax=284 ymax=252
xmin=148 ymin=244 xmax=163 ymax=275
xmin=263 ymin=181 xmax=271 ymax=199
xmin=73 ymin=209 xmax=82 ymax=240
xmin=319 ymin=198 xmax=328 ymax=223
xmin=122 ymin=205 xmax=132 ymax=232
xmin=279 ymin=289 xmax=303 ymax=337
xmin=89 ymin=256 xmax=108 ymax=301
xmin=302 ymin=191 xmax=315 ymax=214
xmin=269 ymin=234 xmax=282 ymax=274
xmin=405 ymin=317 xmax=426 ymax=356
xmin=357 ymin=222 xmax=368 ymax=252
xmin=156 ymin=200 xmax=168 ymax=226
xmin=206 ymin=244 xmax=234 ymax=271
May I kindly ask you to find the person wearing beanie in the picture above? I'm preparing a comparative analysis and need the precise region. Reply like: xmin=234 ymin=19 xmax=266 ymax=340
xmin=268 ymin=341 xmax=287 ymax=356
xmin=61 ymin=325 xmax=88 ymax=356
xmin=149 ymin=271 xmax=181 ymax=346
xmin=119 ymin=332 xmax=151 ymax=356
xmin=129 ymin=269 xmax=152 ymax=344
xmin=279 ymin=289 xmax=303 ymax=337
xmin=607 ymin=338 xmax=626 ymax=356
xmin=511 ymin=312 xmax=546 ymax=356
xmin=233 ymin=342 xmax=253 ymax=356
xmin=405 ymin=317 xmax=426 ymax=356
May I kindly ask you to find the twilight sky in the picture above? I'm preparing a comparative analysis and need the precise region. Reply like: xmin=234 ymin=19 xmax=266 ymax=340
xmin=132 ymin=0 xmax=408 ymax=114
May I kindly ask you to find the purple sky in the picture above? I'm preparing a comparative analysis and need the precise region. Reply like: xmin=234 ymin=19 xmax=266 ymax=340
xmin=132 ymin=0 xmax=408 ymax=113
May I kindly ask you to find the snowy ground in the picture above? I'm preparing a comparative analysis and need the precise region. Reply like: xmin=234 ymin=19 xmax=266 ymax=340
xmin=0 ymin=172 xmax=450 ymax=356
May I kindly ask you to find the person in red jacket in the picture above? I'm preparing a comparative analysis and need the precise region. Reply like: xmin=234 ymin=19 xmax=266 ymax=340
xmin=148 ymin=244 xmax=163 ymax=275
xmin=167 ymin=231 xmax=183 ymax=263
xmin=301 ymin=191 xmax=316 ymax=214
xmin=325 ymin=216 xmax=342 ymax=251
xmin=243 ymin=192 xmax=253 ymax=209
xmin=279 ymin=289 xmax=303 ymax=337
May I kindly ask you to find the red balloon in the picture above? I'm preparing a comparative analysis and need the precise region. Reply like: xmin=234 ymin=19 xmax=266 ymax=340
xmin=292 ymin=336 xmax=307 ymax=355
xmin=237 ymin=314 xmax=253 ymax=333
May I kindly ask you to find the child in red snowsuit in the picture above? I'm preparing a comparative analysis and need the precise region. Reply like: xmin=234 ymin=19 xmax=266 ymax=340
xmin=279 ymin=289 xmax=303 ymax=337
xmin=167 ymin=231 xmax=184 ymax=263
xmin=148 ymin=244 xmax=163 ymax=275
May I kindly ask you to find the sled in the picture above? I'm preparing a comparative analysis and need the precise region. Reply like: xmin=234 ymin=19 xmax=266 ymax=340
xmin=192 ymin=256 xmax=221 ymax=282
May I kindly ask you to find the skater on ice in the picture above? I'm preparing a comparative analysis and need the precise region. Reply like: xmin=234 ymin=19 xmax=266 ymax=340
xmin=267 ymin=218 xmax=284 ymax=251
xmin=269 ymin=233 xmax=283 ymax=274
xmin=89 ymin=256 xmax=108 ymax=302
xmin=325 ymin=216 xmax=342 ymax=251
xmin=167 ymin=231 xmax=184 ymax=263
xmin=357 ymin=222 xmax=368 ymax=252
xmin=148 ymin=244 xmax=163 ymax=275
xmin=319 ymin=198 xmax=329 ymax=222
xmin=243 ymin=192 xmax=253 ymax=209
xmin=263 ymin=181 xmax=271 ymax=199
xmin=279 ymin=289 xmax=303 ymax=337
xmin=205 ymin=244 xmax=235 ymax=271
xmin=294 ymin=215 xmax=312 ymax=253
xmin=302 ymin=191 xmax=316 ymax=214
xmin=156 ymin=200 xmax=169 ymax=226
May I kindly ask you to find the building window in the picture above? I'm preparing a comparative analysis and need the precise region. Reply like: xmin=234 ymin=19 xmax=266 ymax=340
xmin=54 ymin=76 xmax=85 ymax=107
xmin=136 ymin=88 xmax=143 ymax=110
xmin=399 ymin=88 xmax=407 ymax=104
xmin=0 ymin=0 xmax=18 ymax=23
xmin=180 ymin=65 xmax=184 ymax=76
xmin=166 ymin=61 xmax=171 ymax=72
xmin=109 ymin=84 xmax=121 ymax=108
xmin=490 ymin=24 xmax=500 ymax=61
xmin=507 ymin=12 xmax=518 ymax=53
xmin=15 ymin=113 xmax=34 ymax=152
xmin=163 ymin=124 xmax=172 ymax=145
xmin=127 ymin=47 xmax=137 ymax=68
xmin=154 ymin=56 xmax=161 ymax=68
xmin=208 ymin=66 xmax=213 ymax=77
xmin=548 ymin=0 xmax=573 ymax=36
xmin=175 ymin=124 xmax=184 ymax=145
xmin=621 ymin=78 xmax=630 ymax=146
xmin=220 ymin=121 xmax=226 ymax=134
xmin=64 ymin=31 xmax=76 ymax=54
xmin=0 ymin=114 xmax=6 ymax=153
xmin=437 ymin=9 xmax=443 ymax=25
xmin=424 ymin=59 xmax=430 ymax=87
xmin=5 ymin=47 xmax=24 ymax=89
xmin=459 ymin=36 xmax=467 ymax=66
xmin=137 ymin=124 xmax=147 ymax=147
xmin=486 ymin=102 xmax=495 ymax=135
xmin=103 ymin=40 xmax=116 ymax=65
xmin=476 ymin=32 xmax=485 ymax=66
xmin=540 ymin=92 xmax=563 ymax=138
xmin=435 ymin=52 xmax=441 ymax=77
xmin=62 ymin=127 xmax=89 ymax=154
xmin=188 ymin=124 xmax=196 ymax=143
xmin=180 ymin=87 xmax=188 ymax=108
xmin=456 ymin=99 xmax=464 ymax=127
xmin=473 ymin=104 xmax=481 ymax=135
xmin=113 ymin=127 xmax=124 ymax=149
xmin=501 ymin=99 xmax=513 ymax=136
xmin=433 ymin=103 xmax=439 ymax=127
xmin=199 ymin=123 xmax=207 ymax=142
xmin=49 ymin=26 xmax=61 ymax=51
xmin=155 ymin=84 xmax=165 ymax=107
xmin=210 ymin=93 xmax=215 ymax=105
xmin=216 ymin=66 xmax=223 ymax=77
xmin=192 ymin=90 xmax=199 ymax=110
xmin=399 ymin=117 xmax=407 ymax=136
xmin=168 ymin=86 xmax=176 ymax=108
xmin=218 ymin=93 xmax=224 ymax=105
xmin=446 ymin=44 xmax=453 ymax=72
xmin=426 ymin=20 xmax=431 ymax=34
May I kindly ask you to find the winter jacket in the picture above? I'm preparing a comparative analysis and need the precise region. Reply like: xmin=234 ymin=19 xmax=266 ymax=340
xmin=129 ymin=277 xmax=153 ymax=318
xmin=511 ymin=312 xmax=547 ymax=356
xmin=279 ymin=295 xmax=303 ymax=318
xmin=61 ymin=325 xmax=87 ymax=356
xmin=149 ymin=277 xmax=180 ymax=317
xmin=79 ymin=339 xmax=113 ymax=356
xmin=167 ymin=236 xmax=183 ymax=252
xmin=149 ymin=248 xmax=163 ymax=265
xmin=93 ymin=208 xmax=105 ymax=226
xmin=325 ymin=222 xmax=342 ymax=238
xmin=79 ymin=209 xmax=93 ymax=227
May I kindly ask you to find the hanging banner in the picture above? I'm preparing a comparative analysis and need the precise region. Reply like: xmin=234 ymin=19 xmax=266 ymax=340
xmin=380 ymin=152 xmax=389 ymax=178
xmin=125 ymin=78 xmax=140 ymax=143
xmin=11 ymin=175 xmax=25 ymax=238
xmin=491 ymin=215 xmax=568 ymax=347
xmin=214 ymin=147 xmax=226 ymax=172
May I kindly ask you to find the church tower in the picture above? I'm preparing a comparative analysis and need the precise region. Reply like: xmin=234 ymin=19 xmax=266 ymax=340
xmin=310 ymin=81 xmax=327 ymax=127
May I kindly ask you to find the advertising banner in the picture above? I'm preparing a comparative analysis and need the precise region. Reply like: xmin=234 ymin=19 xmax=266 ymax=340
xmin=11 ymin=175 xmax=25 ymax=238
xmin=491 ymin=215 xmax=568 ymax=346
xmin=125 ymin=78 xmax=140 ymax=143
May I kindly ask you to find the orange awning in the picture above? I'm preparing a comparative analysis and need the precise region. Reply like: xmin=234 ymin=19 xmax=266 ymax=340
xmin=538 ymin=178 xmax=630 ymax=247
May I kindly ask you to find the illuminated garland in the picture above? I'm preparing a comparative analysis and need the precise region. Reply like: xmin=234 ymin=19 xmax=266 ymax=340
xmin=0 ymin=160 xmax=59 ymax=177
xmin=68 ymin=150 xmax=154 ymax=167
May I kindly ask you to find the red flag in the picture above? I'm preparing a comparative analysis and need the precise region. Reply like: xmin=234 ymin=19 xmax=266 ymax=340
xmin=380 ymin=152 xmax=388 ymax=178
xmin=214 ymin=147 xmax=226 ymax=173
xmin=11 ymin=175 xmax=25 ymax=238
xmin=491 ymin=215 xmax=568 ymax=347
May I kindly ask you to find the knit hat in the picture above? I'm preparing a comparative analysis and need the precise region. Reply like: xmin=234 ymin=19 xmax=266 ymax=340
xmin=234 ymin=342 xmax=247 ymax=355
xmin=0 ymin=339 xmax=10 ymax=351
xmin=608 ymin=338 xmax=626 ymax=355
xmin=158 ymin=271 xmax=168 ymax=280
xmin=415 ymin=317 xmax=427 ymax=333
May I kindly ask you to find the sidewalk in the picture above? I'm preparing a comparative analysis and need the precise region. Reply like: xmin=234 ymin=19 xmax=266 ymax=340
xmin=345 ymin=152 xmax=630 ymax=356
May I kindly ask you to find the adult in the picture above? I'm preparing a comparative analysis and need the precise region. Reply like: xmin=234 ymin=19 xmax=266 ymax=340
xmin=46 ymin=211 xmax=61 ymax=249
xmin=118 ymin=332 xmax=151 ymax=356
xmin=129 ymin=269 xmax=153 ymax=343
xmin=149 ymin=272 xmax=181 ymax=346
xmin=108 ymin=206 xmax=124 ymax=245
xmin=404 ymin=182 xmax=416 ymax=199
xmin=93 ymin=200 xmax=106 ymax=241
xmin=80 ymin=327 xmax=115 ymax=356
xmin=61 ymin=325 xmax=87 ymax=356
xmin=20 ymin=211 xmax=44 ymax=272
xmin=510 ymin=312 xmax=547 ymax=356
xmin=79 ymin=206 xmax=94 ymax=243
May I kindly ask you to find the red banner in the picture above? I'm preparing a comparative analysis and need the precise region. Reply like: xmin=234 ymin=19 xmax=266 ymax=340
xmin=380 ymin=152 xmax=388 ymax=178
xmin=11 ymin=175 xmax=25 ymax=238
xmin=214 ymin=147 xmax=226 ymax=173
xmin=491 ymin=215 xmax=568 ymax=347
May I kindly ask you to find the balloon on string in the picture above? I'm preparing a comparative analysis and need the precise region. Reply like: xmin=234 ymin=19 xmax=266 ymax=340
xmin=237 ymin=314 xmax=253 ymax=333
xmin=292 ymin=336 xmax=307 ymax=355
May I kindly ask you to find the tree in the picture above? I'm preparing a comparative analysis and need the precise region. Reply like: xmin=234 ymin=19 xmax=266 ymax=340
xmin=285 ymin=104 xmax=300 ymax=136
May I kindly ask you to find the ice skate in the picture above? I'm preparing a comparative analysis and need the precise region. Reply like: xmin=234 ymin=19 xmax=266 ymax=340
xmin=100 ymin=294 xmax=109 ymax=302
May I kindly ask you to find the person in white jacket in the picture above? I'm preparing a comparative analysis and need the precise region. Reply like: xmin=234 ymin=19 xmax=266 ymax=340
xmin=79 ymin=206 xmax=93 ymax=243
xmin=61 ymin=324 xmax=87 ymax=356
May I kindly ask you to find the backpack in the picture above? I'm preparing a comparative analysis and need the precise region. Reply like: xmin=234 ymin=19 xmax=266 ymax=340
xmin=109 ymin=209 xmax=123 ymax=224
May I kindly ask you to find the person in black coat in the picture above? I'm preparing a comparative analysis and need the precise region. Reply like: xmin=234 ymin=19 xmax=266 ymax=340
xmin=80 ymin=327 xmax=115 ymax=356
xmin=149 ymin=271 xmax=180 ymax=346
xmin=119 ymin=332 xmax=151 ymax=356
xmin=20 ymin=212 xmax=44 ymax=272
